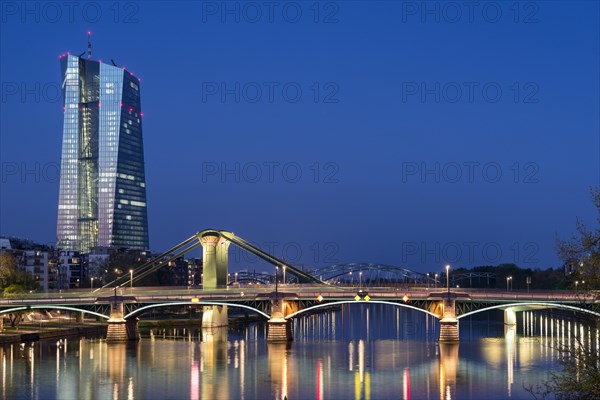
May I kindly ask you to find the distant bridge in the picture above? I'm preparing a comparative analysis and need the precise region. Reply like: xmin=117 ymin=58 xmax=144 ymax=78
xmin=309 ymin=263 xmax=496 ymax=287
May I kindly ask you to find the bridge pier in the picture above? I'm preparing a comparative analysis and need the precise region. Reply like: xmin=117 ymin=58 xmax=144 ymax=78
xmin=202 ymin=305 xmax=229 ymax=328
xmin=106 ymin=298 xmax=139 ymax=342
xmin=504 ymin=307 xmax=517 ymax=326
xmin=75 ymin=311 xmax=84 ymax=323
xmin=439 ymin=296 xmax=459 ymax=343
xmin=201 ymin=232 xmax=229 ymax=289
xmin=268 ymin=298 xmax=293 ymax=342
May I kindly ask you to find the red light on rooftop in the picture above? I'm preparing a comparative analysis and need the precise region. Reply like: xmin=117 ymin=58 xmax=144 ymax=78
xmin=140 ymin=112 xmax=144 ymax=117
xmin=129 ymin=107 xmax=133 ymax=112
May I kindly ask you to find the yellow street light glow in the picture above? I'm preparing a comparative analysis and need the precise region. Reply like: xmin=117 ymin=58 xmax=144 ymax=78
xmin=191 ymin=297 xmax=199 ymax=303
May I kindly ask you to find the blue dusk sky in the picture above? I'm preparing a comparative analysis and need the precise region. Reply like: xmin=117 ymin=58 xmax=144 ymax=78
xmin=0 ymin=1 xmax=598 ymax=274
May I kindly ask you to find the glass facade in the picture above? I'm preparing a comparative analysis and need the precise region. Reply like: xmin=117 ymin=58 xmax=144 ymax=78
xmin=57 ymin=55 xmax=149 ymax=253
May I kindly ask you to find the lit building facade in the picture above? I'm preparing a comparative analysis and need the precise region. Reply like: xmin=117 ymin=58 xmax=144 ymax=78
xmin=57 ymin=53 xmax=149 ymax=253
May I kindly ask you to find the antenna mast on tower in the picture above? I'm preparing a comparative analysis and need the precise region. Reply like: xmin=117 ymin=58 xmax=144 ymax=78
xmin=87 ymin=31 xmax=92 ymax=59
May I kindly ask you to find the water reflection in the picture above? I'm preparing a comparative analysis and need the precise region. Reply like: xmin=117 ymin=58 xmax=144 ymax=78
xmin=1 ymin=307 xmax=598 ymax=399
xmin=439 ymin=343 xmax=458 ymax=400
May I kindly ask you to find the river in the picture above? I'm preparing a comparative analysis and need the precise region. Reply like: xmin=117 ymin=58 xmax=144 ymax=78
xmin=1 ymin=304 xmax=598 ymax=399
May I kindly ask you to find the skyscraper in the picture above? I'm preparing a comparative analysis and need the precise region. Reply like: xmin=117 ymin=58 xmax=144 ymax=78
xmin=57 ymin=44 xmax=149 ymax=253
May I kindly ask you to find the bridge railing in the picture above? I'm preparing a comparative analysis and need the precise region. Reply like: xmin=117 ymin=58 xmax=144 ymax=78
xmin=0 ymin=286 xmax=597 ymax=304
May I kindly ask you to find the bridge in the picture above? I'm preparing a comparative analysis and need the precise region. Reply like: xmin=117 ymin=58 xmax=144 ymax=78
xmin=2 ymin=286 xmax=599 ymax=343
xmin=1 ymin=229 xmax=599 ymax=342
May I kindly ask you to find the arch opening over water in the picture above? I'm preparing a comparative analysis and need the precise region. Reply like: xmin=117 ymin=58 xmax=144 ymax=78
xmin=0 ymin=305 xmax=110 ymax=320
xmin=284 ymin=300 xmax=440 ymax=320
xmin=123 ymin=301 xmax=271 ymax=320
xmin=457 ymin=302 xmax=600 ymax=320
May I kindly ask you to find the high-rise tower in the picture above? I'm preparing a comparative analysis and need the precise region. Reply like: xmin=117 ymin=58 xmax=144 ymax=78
xmin=57 ymin=43 xmax=149 ymax=253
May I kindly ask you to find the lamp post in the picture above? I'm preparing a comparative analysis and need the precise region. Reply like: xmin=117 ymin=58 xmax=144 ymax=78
xmin=90 ymin=277 xmax=94 ymax=293
xmin=445 ymin=265 xmax=450 ymax=293
xmin=283 ymin=266 xmax=286 ymax=285
xmin=275 ymin=266 xmax=279 ymax=300
xmin=575 ymin=280 xmax=579 ymax=292
xmin=359 ymin=271 xmax=363 ymax=288
xmin=507 ymin=276 xmax=512 ymax=292
xmin=129 ymin=269 xmax=133 ymax=292
xmin=426 ymin=273 xmax=430 ymax=289
xmin=349 ymin=271 xmax=353 ymax=287
xmin=434 ymin=273 xmax=438 ymax=289
xmin=235 ymin=272 xmax=238 ymax=284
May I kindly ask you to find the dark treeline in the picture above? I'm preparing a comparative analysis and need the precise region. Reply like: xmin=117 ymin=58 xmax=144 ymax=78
xmin=451 ymin=263 xmax=572 ymax=290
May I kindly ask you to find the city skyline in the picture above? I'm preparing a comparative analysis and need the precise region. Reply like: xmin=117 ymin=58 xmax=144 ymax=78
xmin=0 ymin=2 xmax=598 ymax=272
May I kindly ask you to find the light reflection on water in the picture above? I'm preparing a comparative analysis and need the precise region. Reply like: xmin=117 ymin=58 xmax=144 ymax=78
xmin=0 ymin=305 xmax=598 ymax=400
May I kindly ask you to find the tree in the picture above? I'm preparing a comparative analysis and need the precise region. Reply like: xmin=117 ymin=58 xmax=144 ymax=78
xmin=531 ymin=186 xmax=600 ymax=399
xmin=0 ymin=253 xmax=18 ymax=288
xmin=556 ymin=187 xmax=600 ymax=289
xmin=0 ymin=252 xmax=40 ymax=295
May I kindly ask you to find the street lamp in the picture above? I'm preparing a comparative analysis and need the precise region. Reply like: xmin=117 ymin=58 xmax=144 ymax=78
xmin=349 ymin=271 xmax=353 ymax=287
xmin=235 ymin=272 xmax=238 ymax=284
xmin=275 ymin=266 xmax=279 ymax=298
xmin=575 ymin=280 xmax=579 ymax=291
xmin=359 ymin=271 xmax=363 ymax=288
xmin=90 ymin=277 xmax=94 ymax=292
xmin=445 ymin=265 xmax=450 ymax=293
xmin=130 ymin=269 xmax=133 ymax=291
xmin=426 ymin=273 xmax=430 ymax=289
xmin=434 ymin=273 xmax=438 ymax=289
xmin=507 ymin=276 xmax=512 ymax=292
xmin=283 ymin=266 xmax=286 ymax=285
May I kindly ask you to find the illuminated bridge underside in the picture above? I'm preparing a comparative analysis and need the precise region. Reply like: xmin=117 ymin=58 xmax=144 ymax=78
xmin=2 ymin=296 xmax=600 ymax=321
xmin=457 ymin=302 xmax=600 ymax=320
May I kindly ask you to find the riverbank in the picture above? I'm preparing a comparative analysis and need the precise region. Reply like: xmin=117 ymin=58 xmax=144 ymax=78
xmin=0 ymin=314 xmax=263 ymax=344
xmin=0 ymin=323 xmax=106 ymax=344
